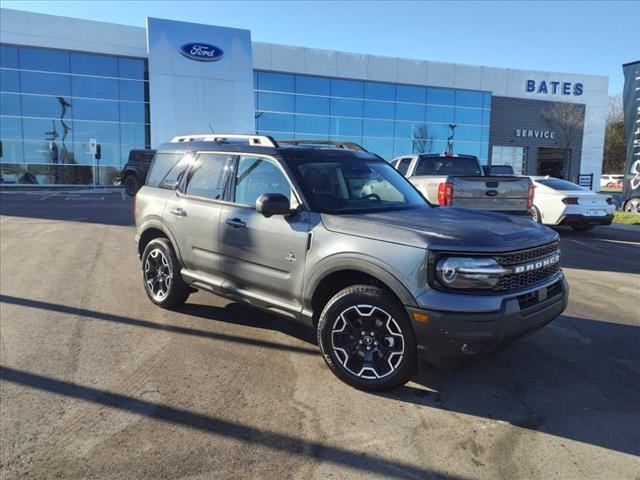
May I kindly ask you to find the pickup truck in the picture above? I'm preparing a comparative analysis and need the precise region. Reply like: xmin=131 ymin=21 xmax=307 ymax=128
xmin=391 ymin=153 xmax=533 ymax=215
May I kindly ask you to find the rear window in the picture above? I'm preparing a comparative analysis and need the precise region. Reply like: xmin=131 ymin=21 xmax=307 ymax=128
xmin=414 ymin=156 xmax=481 ymax=176
xmin=536 ymin=179 xmax=587 ymax=191
xmin=145 ymin=152 xmax=184 ymax=187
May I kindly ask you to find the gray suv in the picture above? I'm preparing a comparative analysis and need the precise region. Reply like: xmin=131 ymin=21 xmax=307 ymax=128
xmin=134 ymin=134 xmax=568 ymax=391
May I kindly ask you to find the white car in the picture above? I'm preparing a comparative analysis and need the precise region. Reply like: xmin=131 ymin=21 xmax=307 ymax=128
xmin=600 ymin=174 xmax=624 ymax=188
xmin=530 ymin=176 xmax=615 ymax=232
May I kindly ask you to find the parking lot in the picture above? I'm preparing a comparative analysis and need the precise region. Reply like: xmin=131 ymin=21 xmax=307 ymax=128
xmin=1 ymin=191 xmax=639 ymax=479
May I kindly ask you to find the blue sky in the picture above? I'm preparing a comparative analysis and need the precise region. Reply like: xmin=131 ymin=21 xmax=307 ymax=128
xmin=3 ymin=1 xmax=638 ymax=94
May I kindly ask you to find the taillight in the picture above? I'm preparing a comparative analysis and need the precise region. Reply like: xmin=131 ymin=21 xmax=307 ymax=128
xmin=606 ymin=197 xmax=614 ymax=205
xmin=562 ymin=197 xmax=579 ymax=205
xmin=437 ymin=182 xmax=453 ymax=206
xmin=527 ymin=183 xmax=535 ymax=209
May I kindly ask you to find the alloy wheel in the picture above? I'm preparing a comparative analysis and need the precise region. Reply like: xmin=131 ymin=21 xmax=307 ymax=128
xmin=144 ymin=248 xmax=172 ymax=301
xmin=331 ymin=305 xmax=405 ymax=380
xmin=625 ymin=199 xmax=640 ymax=215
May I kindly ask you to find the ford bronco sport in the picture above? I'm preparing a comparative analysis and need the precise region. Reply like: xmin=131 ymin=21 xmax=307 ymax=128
xmin=134 ymin=134 xmax=568 ymax=391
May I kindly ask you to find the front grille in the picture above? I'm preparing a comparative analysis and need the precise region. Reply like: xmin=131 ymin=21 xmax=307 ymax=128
xmin=493 ymin=241 xmax=559 ymax=266
xmin=495 ymin=263 xmax=560 ymax=291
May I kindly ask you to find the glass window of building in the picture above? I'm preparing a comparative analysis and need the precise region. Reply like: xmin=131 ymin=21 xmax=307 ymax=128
xmin=254 ymin=70 xmax=491 ymax=161
xmin=491 ymin=146 xmax=526 ymax=174
xmin=1 ymin=43 xmax=150 ymax=185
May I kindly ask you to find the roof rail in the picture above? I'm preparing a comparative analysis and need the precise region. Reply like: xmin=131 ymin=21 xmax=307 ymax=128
xmin=170 ymin=134 xmax=279 ymax=148
xmin=278 ymin=139 xmax=368 ymax=152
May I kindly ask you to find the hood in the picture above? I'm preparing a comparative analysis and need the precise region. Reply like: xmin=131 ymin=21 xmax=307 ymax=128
xmin=321 ymin=206 xmax=558 ymax=253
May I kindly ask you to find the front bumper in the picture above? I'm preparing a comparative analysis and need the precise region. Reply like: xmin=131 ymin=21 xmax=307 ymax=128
xmin=407 ymin=275 xmax=568 ymax=368
xmin=559 ymin=213 xmax=613 ymax=226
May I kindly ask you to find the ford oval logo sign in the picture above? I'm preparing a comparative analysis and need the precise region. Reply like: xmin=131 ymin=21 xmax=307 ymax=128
xmin=180 ymin=43 xmax=224 ymax=62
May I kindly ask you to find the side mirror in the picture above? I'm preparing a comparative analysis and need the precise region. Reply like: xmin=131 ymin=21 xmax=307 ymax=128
xmin=256 ymin=193 xmax=291 ymax=218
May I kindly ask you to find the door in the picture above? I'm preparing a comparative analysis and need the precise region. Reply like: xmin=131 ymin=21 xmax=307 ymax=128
xmin=537 ymin=148 xmax=569 ymax=179
xmin=164 ymin=152 xmax=233 ymax=279
xmin=219 ymin=154 xmax=310 ymax=309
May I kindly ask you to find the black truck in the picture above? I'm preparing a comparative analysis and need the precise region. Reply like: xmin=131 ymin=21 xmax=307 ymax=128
xmin=121 ymin=149 xmax=156 ymax=196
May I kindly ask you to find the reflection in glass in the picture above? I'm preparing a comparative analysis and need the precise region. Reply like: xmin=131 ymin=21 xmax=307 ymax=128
xmin=71 ymin=52 xmax=118 ymax=77
xmin=1 ymin=93 xmax=21 ymax=116
xmin=20 ymin=71 xmax=71 ymax=96
xmin=19 ymin=47 xmax=70 ymax=73
xmin=71 ymin=75 xmax=118 ymax=99
xmin=1 ymin=69 xmax=20 ymax=92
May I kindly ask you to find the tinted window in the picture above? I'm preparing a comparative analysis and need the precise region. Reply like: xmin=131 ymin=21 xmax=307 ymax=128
xmin=536 ymin=179 xmax=586 ymax=191
xmin=21 ymin=95 xmax=71 ymax=118
xmin=73 ymin=98 xmax=119 ymax=122
xmin=296 ymin=75 xmax=330 ymax=95
xmin=0 ymin=93 xmax=21 ymax=115
xmin=426 ymin=106 xmax=454 ymax=123
xmin=118 ymin=58 xmax=145 ymax=80
xmin=455 ymin=108 xmax=483 ymax=125
xmin=455 ymin=90 xmax=484 ymax=108
xmin=396 ymin=158 xmax=412 ymax=175
xmin=119 ymin=79 xmax=145 ymax=101
xmin=19 ymin=47 xmax=69 ymax=73
xmin=364 ymin=101 xmax=395 ymax=119
xmin=296 ymin=159 xmax=425 ymax=213
xmin=295 ymin=95 xmax=330 ymax=115
xmin=330 ymin=117 xmax=362 ymax=136
xmin=395 ymin=103 xmax=425 ymax=121
xmin=235 ymin=156 xmax=291 ymax=206
xmin=427 ymin=88 xmax=455 ymax=106
xmin=20 ymin=71 xmax=70 ymax=96
xmin=120 ymin=122 xmax=146 ymax=146
xmin=146 ymin=152 xmax=183 ymax=187
xmin=70 ymin=52 xmax=118 ymax=77
xmin=121 ymin=101 xmax=146 ymax=123
xmin=161 ymin=154 xmax=193 ymax=188
xmin=331 ymin=79 xmax=363 ymax=98
xmin=258 ymin=92 xmax=294 ymax=112
xmin=71 ymin=75 xmax=118 ymax=99
xmin=330 ymin=98 xmax=363 ymax=117
xmin=363 ymin=119 xmax=394 ymax=137
xmin=256 ymin=112 xmax=294 ymax=132
xmin=364 ymin=82 xmax=395 ymax=101
xmin=295 ymin=114 xmax=330 ymax=135
xmin=185 ymin=154 xmax=229 ymax=199
xmin=0 ymin=116 xmax=22 ymax=139
xmin=396 ymin=85 xmax=426 ymax=103
xmin=1 ymin=45 xmax=19 ymax=68
xmin=415 ymin=156 xmax=481 ymax=176
xmin=0 ymin=69 xmax=20 ymax=92
xmin=73 ymin=120 xmax=120 ymax=144
xmin=258 ymin=72 xmax=294 ymax=92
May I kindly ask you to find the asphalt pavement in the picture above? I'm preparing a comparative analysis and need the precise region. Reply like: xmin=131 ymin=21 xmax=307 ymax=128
xmin=1 ymin=191 xmax=639 ymax=479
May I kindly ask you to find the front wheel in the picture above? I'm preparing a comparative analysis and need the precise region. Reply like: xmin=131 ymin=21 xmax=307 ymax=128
xmin=317 ymin=285 xmax=417 ymax=391
xmin=571 ymin=223 xmax=595 ymax=232
xmin=141 ymin=238 xmax=190 ymax=308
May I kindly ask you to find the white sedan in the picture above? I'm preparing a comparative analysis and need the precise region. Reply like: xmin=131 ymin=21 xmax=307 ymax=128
xmin=530 ymin=176 xmax=615 ymax=232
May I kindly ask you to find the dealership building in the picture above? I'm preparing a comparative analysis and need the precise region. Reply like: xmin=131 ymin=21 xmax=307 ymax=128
xmin=0 ymin=8 xmax=609 ymax=188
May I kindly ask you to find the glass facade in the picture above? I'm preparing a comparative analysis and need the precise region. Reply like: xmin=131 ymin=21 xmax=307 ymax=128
xmin=254 ymin=71 xmax=491 ymax=162
xmin=0 ymin=44 xmax=149 ymax=186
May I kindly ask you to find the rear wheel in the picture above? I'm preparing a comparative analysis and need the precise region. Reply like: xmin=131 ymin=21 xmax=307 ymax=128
xmin=571 ymin=223 xmax=595 ymax=232
xmin=624 ymin=198 xmax=640 ymax=215
xmin=124 ymin=174 xmax=141 ymax=196
xmin=142 ymin=238 xmax=190 ymax=308
xmin=531 ymin=206 xmax=542 ymax=223
xmin=317 ymin=285 xmax=417 ymax=391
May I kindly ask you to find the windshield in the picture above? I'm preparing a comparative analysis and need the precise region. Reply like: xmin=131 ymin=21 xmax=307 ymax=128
xmin=296 ymin=160 xmax=428 ymax=213
xmin=537 ymin=179 xmax=587 ymax=191
xmin=415 ymin=156 xmax=481 ymax=176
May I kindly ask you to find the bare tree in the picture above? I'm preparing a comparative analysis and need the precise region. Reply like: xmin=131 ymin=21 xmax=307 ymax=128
xmin=604 ymin=94 xmax=626 ymax=173
xmin=607 ymin=94 xmax=623 ymax=123
xmin=411 ymin=124 xmax=433 ymax=154
xmin=541 ymin=103 xmax=584 ymax=179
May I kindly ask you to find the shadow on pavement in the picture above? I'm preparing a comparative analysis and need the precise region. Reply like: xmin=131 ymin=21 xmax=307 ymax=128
xmin=0 ymin=366 xmax=462 ymax=480
xmin=2 ymin=294 xmax=639 ymax=457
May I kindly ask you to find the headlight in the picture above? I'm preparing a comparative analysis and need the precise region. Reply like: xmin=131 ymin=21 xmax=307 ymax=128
xmin=435 ymin=257 xmax=506 ymax=290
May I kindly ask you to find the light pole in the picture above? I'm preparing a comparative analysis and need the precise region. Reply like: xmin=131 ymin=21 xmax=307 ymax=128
xmin=447 ymin=123 xmax=457 ymax=154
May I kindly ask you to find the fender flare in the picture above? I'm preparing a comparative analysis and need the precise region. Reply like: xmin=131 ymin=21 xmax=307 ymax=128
xmin=303 ymin=253 xmax=418 ymax=309
xmin=138 ymin=217 xmax=184 ymax=264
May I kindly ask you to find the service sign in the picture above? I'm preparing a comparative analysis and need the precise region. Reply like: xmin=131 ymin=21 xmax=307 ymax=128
xmin=180 ymin=43 xmax=224 ymax=62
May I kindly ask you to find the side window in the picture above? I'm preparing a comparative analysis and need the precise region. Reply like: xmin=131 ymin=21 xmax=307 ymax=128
xmin=184 ymin=153 xmax=231 ymax=200
xmin=397 ymin=158 xmax=412 ymax=176
xmin=159 ymin=153 xmax=193 ymax=189
xmin=234 ymin=155 xmax=291 ymax=206
xmin=146 ymin=152 xmax=182 ymax=187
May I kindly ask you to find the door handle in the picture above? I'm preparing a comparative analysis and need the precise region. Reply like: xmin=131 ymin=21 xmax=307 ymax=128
xmin=169 ymin=208 xmax=187 ymax=217
xmin=225 ymin=217 xmax=246 ymax=228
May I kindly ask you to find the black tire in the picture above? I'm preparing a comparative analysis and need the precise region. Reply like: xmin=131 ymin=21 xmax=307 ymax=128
xmin=124 ymin=174 xmax=141 ymax=196
xmin=531 ymin=206 xmax=542 ymax=223
xmin=141 ymin=238 xmax=190 ymax=308
xmin=570 ymin=223 xmax=595 ymax=232
xmin=317 ymin=285 xmax=417 ymax=392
